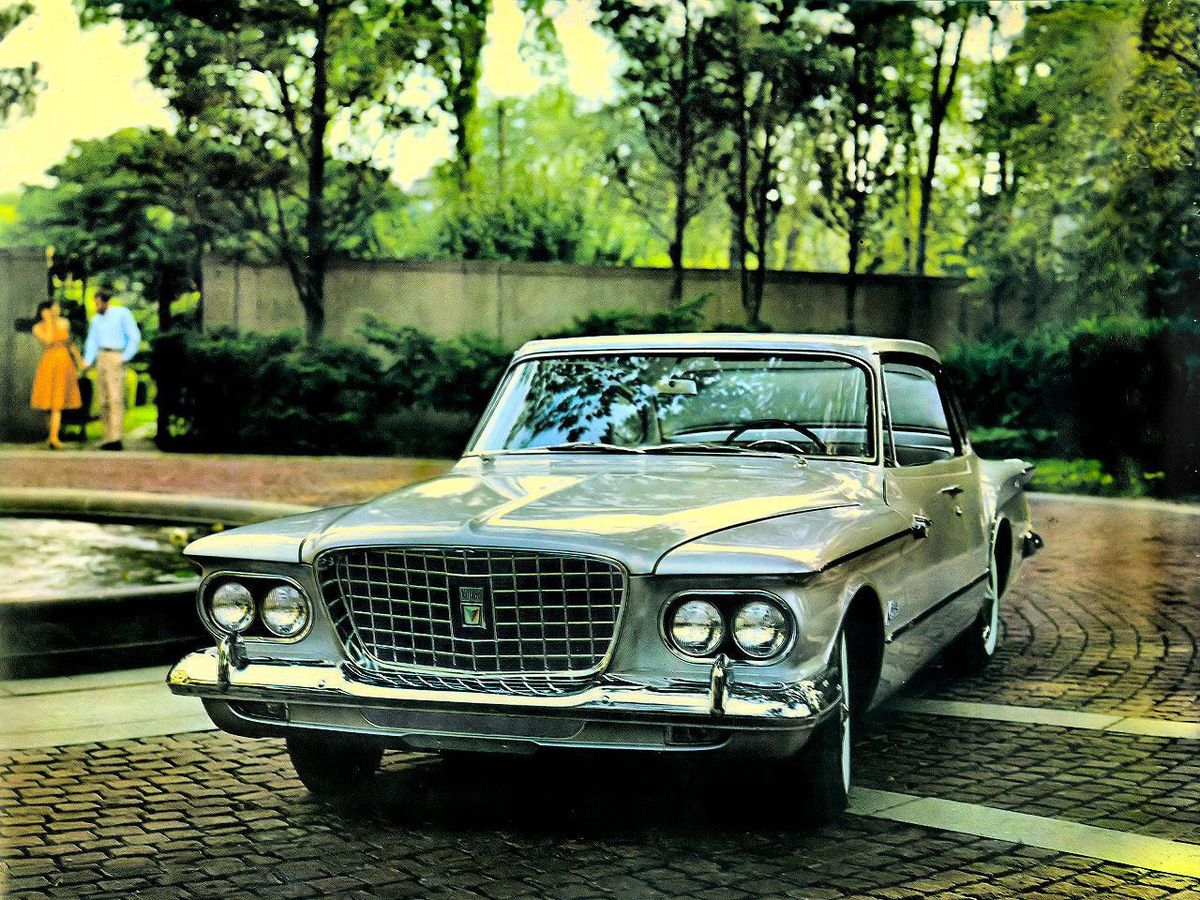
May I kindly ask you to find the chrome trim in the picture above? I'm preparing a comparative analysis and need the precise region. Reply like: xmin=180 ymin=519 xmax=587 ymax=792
xmin=659 ymin=589 xmax=796 ymax=666
xmin=168 ymin=649 xmax=840 ymax=728
xmin=315 ymin=545 xmax=630 ymax=680
xmin=197 ymin=572 xmax=313 ymax=644
xmin=709 ymin=654 xmax=730 ymax=715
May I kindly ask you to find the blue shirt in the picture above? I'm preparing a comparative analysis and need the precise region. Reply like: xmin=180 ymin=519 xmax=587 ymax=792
xmin=83 ymin=305 xmax=141 ymax=365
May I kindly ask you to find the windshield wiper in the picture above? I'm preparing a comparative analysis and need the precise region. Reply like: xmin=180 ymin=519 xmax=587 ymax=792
xmin=643 ymin=442 xmax=804 ymax=458
xmin=536 ymin=442 xmax=645 ymax=454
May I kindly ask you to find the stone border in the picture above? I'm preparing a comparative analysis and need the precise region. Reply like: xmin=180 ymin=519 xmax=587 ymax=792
xmin=0 ymin=487 xmax=313 ymax=526
xmin=0 ymin=489 xmax=313 ymax=679
xmin=1028 ymin=490 xmax=1200 ymax=516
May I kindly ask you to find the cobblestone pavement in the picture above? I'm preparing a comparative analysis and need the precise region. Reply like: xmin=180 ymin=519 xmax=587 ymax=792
xmin=3 ymin=732 xmax=1200 ymax=900
xmin=859 ymin=715 xmax=1200 ymax=845
xmin=2 ymin=454 xmax=1199 ymax=897
xmin=909 ymin=498 xmax=1200 ymax=720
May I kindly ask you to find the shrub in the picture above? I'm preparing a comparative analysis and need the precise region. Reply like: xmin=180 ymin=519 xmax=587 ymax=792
xmin=432 ymin=194 xmax=600 ymax=263
xmin=152 ymin=329 xmax=388 ymax=455
xmin=951 ymin=316 xmax=1200 ymax=495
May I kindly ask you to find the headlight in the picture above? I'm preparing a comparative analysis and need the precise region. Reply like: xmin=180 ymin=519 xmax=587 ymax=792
xmin=732 ymin=600 xmax=791 ymax=659
xmin=669 ymin=599 xmax=725 ymax=656
xmin=261 ymin=584 xmax=310 ymax=637
xmin=210 ymin=581 xmax=254 ymax=633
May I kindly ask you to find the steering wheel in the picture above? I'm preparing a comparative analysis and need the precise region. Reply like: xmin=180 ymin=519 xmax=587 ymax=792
xmin=722 ymin=418 xmax=829 ymax=454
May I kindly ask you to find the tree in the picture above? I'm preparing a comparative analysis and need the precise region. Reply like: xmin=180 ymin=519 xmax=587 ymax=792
xmin=82 ymin=0 xmax=430 ymax=340
xmin=709 ymin=1 xmax=837 ymax=323
xmin=598 ymin=0 xmax=726 ymax=303
xmin=910 ymin=2 xmax=977 ymax=279
xmin=807 ymin=2 xmax=914 ymax=333
xmin=0 ymin=2 xmax=41 ymax=124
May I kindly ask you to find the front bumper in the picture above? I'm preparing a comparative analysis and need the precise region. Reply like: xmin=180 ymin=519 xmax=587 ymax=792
xmin=168 ymin=647 xmax=839 ymax=756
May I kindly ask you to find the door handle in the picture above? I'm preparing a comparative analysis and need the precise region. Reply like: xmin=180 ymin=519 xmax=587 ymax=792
xmin=939 ymin=484 xmax=964 ymax=497
xmin=911 ymin=514 xmax=933 ymax=538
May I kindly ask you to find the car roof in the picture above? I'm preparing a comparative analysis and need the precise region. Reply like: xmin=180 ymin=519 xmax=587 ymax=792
xmin=513 ymin=332 xmax=941 ymax=364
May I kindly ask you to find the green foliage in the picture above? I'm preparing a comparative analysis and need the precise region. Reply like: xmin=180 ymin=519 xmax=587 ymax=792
xmin=430 ymin=194 xmax=604 ymax=264
xmin=0 ymin=2 xmax=40 ymax=124
xmin=151 ymin=329 xmax=388 ymax=455
xmin=358 ymin=315 xmax=511 ymax=416
xmin=541 ymin=294 xmax=710 ymax=338
xmin=950 ymin=316 xmax=1200 ymax=495
xmin=1024 ymin=459 xmax=1165 ymax=498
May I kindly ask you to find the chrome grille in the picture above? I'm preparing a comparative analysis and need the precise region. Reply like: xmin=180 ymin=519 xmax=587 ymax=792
xmin=319 ymin=547 xmax=625 ymax=674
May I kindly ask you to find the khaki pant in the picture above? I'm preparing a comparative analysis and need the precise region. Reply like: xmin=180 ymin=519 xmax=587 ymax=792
xmin=96 ymin=351 xmax=125 ymax=444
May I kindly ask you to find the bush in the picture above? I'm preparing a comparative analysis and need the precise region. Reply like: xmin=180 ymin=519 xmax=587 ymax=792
xmin=950 ymin=316 xmax=1200 ymax=496
xmin=432 ymin=194 xmax=622 ymax=264
xmin=152 ymin=329 xmax=388 ymax=454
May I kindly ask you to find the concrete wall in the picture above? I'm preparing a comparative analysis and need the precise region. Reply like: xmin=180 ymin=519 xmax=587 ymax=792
xmin=1 ymin=248 xmax=49 ymax=442
xmin=202 ymin=257 xmax=994 ymax=349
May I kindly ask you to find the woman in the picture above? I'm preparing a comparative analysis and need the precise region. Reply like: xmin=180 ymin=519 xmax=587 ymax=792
xmin=30 ymin=299 xmax=84 ymax=449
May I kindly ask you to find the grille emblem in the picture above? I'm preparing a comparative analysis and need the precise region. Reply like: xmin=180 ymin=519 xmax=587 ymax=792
xmin=460 ymin=586 xmax=486 ymax=628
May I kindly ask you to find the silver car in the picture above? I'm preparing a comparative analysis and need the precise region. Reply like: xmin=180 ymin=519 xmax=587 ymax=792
xmin=168 ymin=333 xmax=1041 ymax=821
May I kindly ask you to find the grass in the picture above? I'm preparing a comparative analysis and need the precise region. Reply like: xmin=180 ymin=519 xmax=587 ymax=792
xmin=84 ymin=404 xmax=158 ymax=443
xmin=1027 ymin=458 xmax=1166 ymax=498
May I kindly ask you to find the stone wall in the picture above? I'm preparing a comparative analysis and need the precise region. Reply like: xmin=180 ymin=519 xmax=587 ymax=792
xmin=0 ymin=248 xmax=49 ymax=442
xmin=201 ymin=257 xmax=1000 ymax=349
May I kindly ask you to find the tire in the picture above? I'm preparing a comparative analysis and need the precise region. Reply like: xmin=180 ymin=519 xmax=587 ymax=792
xmin=797 ymin=630 xmax=851 ymax=826
xmin=286 ymin=734 xmax=383 ymax=798
xmin=949 ymin=544 xmax=1001 ymax=674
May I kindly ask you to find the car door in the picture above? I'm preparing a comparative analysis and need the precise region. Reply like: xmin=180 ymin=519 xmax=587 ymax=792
xmin=880 ymin=356 xmax=987 ymax=642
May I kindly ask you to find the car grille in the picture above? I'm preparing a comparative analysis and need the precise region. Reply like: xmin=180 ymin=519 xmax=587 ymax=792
xmin=319 ymin=547 xmax=625 ymax=675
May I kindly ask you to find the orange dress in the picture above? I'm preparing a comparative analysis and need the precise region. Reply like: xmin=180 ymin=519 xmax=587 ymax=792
xmin=30 ymin=319 xmax=83 ymax=412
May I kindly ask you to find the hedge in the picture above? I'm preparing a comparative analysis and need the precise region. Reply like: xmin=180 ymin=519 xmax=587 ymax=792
xmin=152 ymin=295 xmax=712 ymax=457
xmin=154 ymin=309 xmax=1199 ymax=496
xmin=945 ymin=316 xmax=1200 ymax=495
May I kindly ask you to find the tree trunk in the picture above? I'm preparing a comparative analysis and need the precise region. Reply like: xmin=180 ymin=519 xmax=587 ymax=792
xmin=302 ymin=0 xmax=330 ymax=342
xmin=732 ymin=42 xmax=750 ymax=319
xmin=845 ymin=224 xmax=862 ymax=335
xmin=915 ymin=18 xmax=966 ymax=279
xmin=496 ymin=99 xmax=508 ymax=195
xmin=669 ymin=0 xmax=693 ymax=307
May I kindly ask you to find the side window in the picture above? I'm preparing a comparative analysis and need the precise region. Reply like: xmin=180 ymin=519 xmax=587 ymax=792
xmin=883 ymin=361 xmax=960 ymax=466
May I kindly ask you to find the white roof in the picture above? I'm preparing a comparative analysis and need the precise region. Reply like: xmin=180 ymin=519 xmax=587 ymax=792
xmin=514 ymin=332 xmax=941 ymax=364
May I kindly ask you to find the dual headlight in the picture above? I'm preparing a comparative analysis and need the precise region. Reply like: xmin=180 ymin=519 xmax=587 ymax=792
xmin=665 ymin=594 xmax=793 ymax=661
xmin=207 ymin=579 xmax=310 ymax=638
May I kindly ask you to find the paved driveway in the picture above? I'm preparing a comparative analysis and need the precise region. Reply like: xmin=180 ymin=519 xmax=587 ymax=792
xmin=2 ymin=493 xmax=1198 ymax=898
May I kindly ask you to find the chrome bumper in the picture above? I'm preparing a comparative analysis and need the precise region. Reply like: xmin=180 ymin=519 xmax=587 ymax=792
xmin=167 ymin=647 xmax=839 ymax=731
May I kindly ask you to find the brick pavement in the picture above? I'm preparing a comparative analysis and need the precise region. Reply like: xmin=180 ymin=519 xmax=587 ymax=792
xmin=3 ymin=731 xmax=1200 ymax=899
xmin=859 ymin=715 xmax=1200 ymax=846
xmin=910 ymin=500 xmax=1200 ymax=721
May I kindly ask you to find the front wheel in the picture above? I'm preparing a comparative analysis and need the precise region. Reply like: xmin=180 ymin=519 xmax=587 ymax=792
xmin=286 ymin=734 xmax=383 ymax=798
xmin=797 ymin=630 xmax=851 ymax=825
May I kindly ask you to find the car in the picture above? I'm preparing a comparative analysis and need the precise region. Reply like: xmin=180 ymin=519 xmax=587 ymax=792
xmin=168 ymin=333 xmax=1042 ymax=821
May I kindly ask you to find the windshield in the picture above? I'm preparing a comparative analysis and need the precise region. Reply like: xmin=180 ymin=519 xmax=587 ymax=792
xmin=469 ymin=353 xmax=874 ymax=459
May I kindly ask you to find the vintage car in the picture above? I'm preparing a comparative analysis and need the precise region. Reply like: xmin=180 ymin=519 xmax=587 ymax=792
xmin=168 ymin=333 xmax=1041 ymax=821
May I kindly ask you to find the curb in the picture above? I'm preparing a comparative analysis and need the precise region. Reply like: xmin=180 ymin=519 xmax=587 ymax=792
xmin=1028 ymin=491 xmax=1200 ymax=516
xmin=0 ymin=488 xmax=314 ymax=526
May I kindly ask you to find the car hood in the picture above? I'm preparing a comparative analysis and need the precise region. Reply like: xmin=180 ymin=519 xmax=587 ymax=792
xmin=305 ymin=456 xmax=882 ymax=573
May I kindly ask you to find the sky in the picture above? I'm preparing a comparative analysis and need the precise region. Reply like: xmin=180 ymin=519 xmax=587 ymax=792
xmin=0 ymin=0 xmax=619 ymax=194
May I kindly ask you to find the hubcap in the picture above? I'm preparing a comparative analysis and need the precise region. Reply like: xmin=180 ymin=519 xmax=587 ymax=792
xmin=838 ymin=632 xmax=851 ymax=793
xmin=982 ymin=553 xmax=1000 ymax=656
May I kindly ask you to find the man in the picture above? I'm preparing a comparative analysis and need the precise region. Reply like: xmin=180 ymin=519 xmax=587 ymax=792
xmin=82 ymin=288 xmax=141 ymax=451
